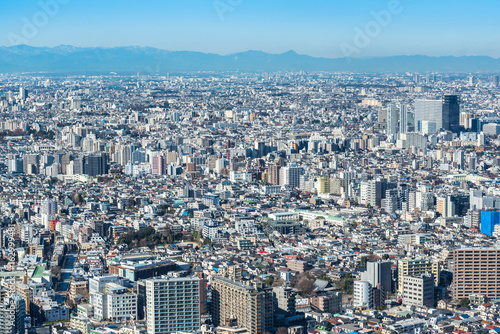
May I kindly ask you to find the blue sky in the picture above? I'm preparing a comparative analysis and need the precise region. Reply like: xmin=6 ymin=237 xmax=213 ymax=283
xmin=1 ymin=0 xmax=498 ymax=58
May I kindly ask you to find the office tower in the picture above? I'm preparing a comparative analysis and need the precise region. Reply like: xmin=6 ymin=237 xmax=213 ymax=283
xmin=360 ymin=179 xmax=385 ymax=208
xmin=492 ymin=75 xmax=499 ymax=88
xmin=19 ymin=87 xmax=28 ymax=100
xmin=70 ymin=98 xmax=81 ymax=110
xmin=317 ymin=176 xmax=330 ymax=194
xmin=442 ymin=95 xmax=460 ymax=133
xmin=41 ymin=199 xmax=57 ymax=217
xmin=279 ymin=165 xmax=302 ymax=188
xmin=402 ymin=275 xmax=435 ymax=307
xmin=452 ymin=248 xmax=500 ymax=300
xmin=8 ymin=158 xmax=23 ymax=174
xmin=353 ymin=281 xmax=372 ymax=308
xmin=399 ymin=104 xmax=408 ymax=133
xmin=81 ymin=137 xmax=94 ymax=152
xmin=414 ymin=99 xmax=442 ymax=131
xmin=0 ymin=292 xmax=26 ymax=334
xmin=386 ymin=103 xmax=398 ymax=136
xmin=92 ymin=283 xmax=137 ymax=321
xmin=420 ymin=120 xmax=437 ymax=134
xmin=268 ymin=164 xmax=281 ymax=186
xmin=483 ymin=123 xmax=500 ymax=135
xmin=437 ymin=195 xmax=458 ymax=218
xmin=397 ymin=258 xmax=439 ymax=293
xmin=480 ymin=211 xmax=500 ymax=236
xmin=414 ymin=95 xmax=460 ymax=133
xmin=171 ymin=112 xmax=180 ymax=122
xmin=454 ymin=150 xmax=465 ymax=170
xmin=361 ymin=261 xmax=392 ymax=295
xmin=152 ymin=155 xmax=166 ymax=175
xmin=132 ymin=148 xmax=146 ymax=163
xmin=385 ymin=189 xmax=399 ymax=214
xmin=255 ymin=141 xmax=266 ymax=158
xmin=413 ymin=74 xmax=420 ymax=84
xmin=118 ymin=145 xmax=133 ymax=165
xmin=84 ymin=153 xmax=108 ymax=176
xmin=23 ymin=154 xmax=39 ymax=174
xmin=73 ymin=157 xmax=85 ymax=175
xmin=145 ymin=276 xmax=201 ymax=334
xmin=211 ymin=277 xmax=273 ymax=334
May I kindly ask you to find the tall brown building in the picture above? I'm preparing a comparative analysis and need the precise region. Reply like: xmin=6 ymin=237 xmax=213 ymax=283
xmin=452 ymin=248 xmax=500 ymax=300
xmin=211 ymin=277 xmax=273 ymax=334
xmin=268 ymin=164 xmax=281 ymax=186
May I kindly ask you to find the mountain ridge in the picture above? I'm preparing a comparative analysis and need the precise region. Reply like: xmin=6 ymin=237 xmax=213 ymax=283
xmin=0 ymin=45 xmax=499 ymax=73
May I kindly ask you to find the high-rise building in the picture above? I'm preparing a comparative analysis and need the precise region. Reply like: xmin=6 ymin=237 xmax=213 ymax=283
xmin=268 ymin=164 xmax=281 ymax=186
xmin=360 ymin=179 xmax=386 ymax=208
xmin=387 ymin=103 xmax=398 ymax=136
xmin=442 ymin=95 xmax=460 ymax=133
xmin=23 ymin=154 xmax=39 ymax=174
xmin=0 ymin=292 xmax=26 ymax=334
xmin=399 ymin=104 xmax=408 ymax=133
xmin=414 ymin=95 xmax=460 ymax=133
xmin=41 ymin=199 xmax=57 ymax=217
xmin=452 ymin=248 xmax=500 ymax=300
xmin=152 ymin=155 xmax=166 ymax=175
xmin=8 ymin=158 xmax=23 ymax=174
xmin=402 ymin=275 xmax=435 ymax=307
xmin=145 ymin=276 xmax=201 ymax=334
xmin=360 ymin=261 xmax=392 ymax=295
xmin=255 ymin=141 xmax=266 ymax=158
xmin=92 ymin=283 xmax=137 ymax=321
xmin=279 ymin=165 xmax=302 ymax=188
xmin=211 ymin=277 xmax=273 ymax=334
xmin=492 ymin=75 xmax=499 ymax=88
xmin=397 ymin=258 xmax=439 ymax=293
xmin=353 ymin=281 xmax=372 ymax=308
xmin=272 ymin=286 xmax=296 ymax=316
xmin=19 ymin=87 xmax=28 ymax=100
xmin=84 ymin=153 xmax=108 ymax=176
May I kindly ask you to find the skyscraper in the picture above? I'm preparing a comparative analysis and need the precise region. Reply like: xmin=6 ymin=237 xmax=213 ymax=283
xmin=268 ymin=164 xmax=281 ymax=186
xmin=145 ymin=276 xmax=201 ymax=334
xmin=152 ymin=155 xmax=166 ymax=175
xmin=19 ymin=87 xmax=28 ymax=100
xmin=414 ymin=95 xmax=460 ymax=133
xmin=492 ymin=75 xmax=499 ymax=88
xmin=386 ymin=103 xmax=398 ymax=136
xmin=211 ymin=277 xmax=273 ymax=334
xmin=414 ymin=99 xmax=443 ymax=131
xmin=399 ymin=103 xmax=408 ymax=133
xmin=84 ymin=153 xmax=109 ymax=176
xmin=442 ymin=95 xmax=460 ymax=133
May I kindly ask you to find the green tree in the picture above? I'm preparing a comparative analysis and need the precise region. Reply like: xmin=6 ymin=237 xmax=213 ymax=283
xmin=459 ymin=298 xmax=470 ymax=308
xmin=359 ymin=256 xmax=368 ymax=269
xmin=338 ymin=273 xmax=354 ymax=295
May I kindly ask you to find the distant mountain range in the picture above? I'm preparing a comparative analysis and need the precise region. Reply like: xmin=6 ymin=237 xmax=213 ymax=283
xmin=0 ymin=45 xmax=499 ymax=73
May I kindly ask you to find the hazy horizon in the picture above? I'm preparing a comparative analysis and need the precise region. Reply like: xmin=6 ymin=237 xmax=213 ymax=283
xmin=2 ymin=0 xmax=500 ymax=59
